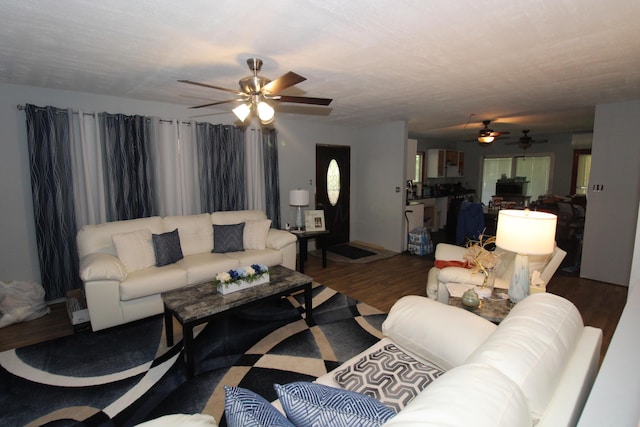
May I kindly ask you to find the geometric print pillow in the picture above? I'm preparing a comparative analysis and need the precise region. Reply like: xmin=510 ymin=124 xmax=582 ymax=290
xmin=333 ymin=343 xmax=445 ymax=412
xmin=212 ymin=223 xmax=245 ymax=253
xmin=275 ymin=382 xmax=395 ymax=427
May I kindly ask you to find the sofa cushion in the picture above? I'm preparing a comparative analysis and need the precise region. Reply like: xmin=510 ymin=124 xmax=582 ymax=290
xmin=243 ymin=219 xmax=272 ymax=250
xmin=152 ymin=229 xmax=184 ymax=266
xmin=275 ymin=382 xmax=395 ymax=427
xmin=211 ymin=209 xmax=267 ymax=225
xmin=465 ymin=292 xmax=584 ymax=422
xmin=77 ymin=216 xmax=163 ymax=258
xmin=382 ymin=296 xmax=496 ymax=370
xmin=112 ymin=228 xmax=156 ymax=273
xmin=177 ymin=253 xmax=240 ymax=285
xmin=225 ymin=249 xmax=283 ymax=269
xmin=119 ymin=264 xmax=187 ymax=301
xmin=213 ymin=223 xmax=245 ymax=253
xmin=383 ymin=363 xmax=532 ymax=427
xmin=163 ymin=214 xmax=213 ymax=256
xmin=333 ymin=342 xmax=444 ymax=412
xmin=224 ymin=386 xmax=293 ymax=427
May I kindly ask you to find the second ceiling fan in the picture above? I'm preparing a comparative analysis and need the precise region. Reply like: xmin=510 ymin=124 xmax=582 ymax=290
xmin=476 ymin=120 xmax=510 ymax=144
xmin=505 ymin=130 xmax=548 ymax=150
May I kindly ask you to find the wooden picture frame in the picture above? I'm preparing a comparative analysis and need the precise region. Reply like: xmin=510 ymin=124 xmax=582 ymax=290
xmin=304 ymin=210 xmax=326 ymax=232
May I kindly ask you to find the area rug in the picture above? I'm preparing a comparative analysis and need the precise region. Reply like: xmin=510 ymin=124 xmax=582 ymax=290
xmin=0 ymin=284 xmax=385 ymax=427
xmin=327 ymin=244 xmax=376 ymax=259
xmin=311 ymin=242 xmax=398 ymax=264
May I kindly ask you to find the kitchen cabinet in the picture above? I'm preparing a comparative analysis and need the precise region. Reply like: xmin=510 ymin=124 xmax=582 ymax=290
xmin=426 ymin=149 xmax=464 ymax=178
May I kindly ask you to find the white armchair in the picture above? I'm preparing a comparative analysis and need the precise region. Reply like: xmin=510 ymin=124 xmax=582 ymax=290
xmin=426 ymin=243 xmax=567 ymax=303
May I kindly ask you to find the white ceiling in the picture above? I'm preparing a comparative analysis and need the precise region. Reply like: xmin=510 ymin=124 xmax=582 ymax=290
xmin=2 ymin=0 xmax=640 ymax=140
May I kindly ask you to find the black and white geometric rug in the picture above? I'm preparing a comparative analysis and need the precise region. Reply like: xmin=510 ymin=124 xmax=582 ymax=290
xmin=0 ymin=284 xmax=385 ymax=426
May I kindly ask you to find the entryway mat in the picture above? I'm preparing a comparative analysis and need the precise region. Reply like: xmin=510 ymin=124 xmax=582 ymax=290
xmin=328 ymin=244 xmax=377 ymax=259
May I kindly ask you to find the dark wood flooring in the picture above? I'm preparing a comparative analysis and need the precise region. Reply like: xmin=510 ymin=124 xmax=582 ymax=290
xmin=0 ymin=252 xmax=628 ymax=367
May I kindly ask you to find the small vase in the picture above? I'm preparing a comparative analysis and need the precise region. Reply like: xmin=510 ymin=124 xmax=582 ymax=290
xmin=462 ymin=288 xmax=480 ymax=309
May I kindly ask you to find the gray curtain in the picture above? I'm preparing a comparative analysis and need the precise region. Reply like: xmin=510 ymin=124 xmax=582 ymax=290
xmin=262 ymin=128 xmax=281 ymax=228
xmin=25 ymin=104 xmax=81 ymax=300
xmin=197 ymin=123 xmax=246 ymax=212
xmin=99 ymin=113 xmax=156 ymax=221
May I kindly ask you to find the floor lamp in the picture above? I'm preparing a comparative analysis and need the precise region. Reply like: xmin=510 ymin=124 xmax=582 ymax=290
xmin=495 ymin=209 xmax=557 ymax=303
xmin=289 ymin=189 xmax=309 ymax=231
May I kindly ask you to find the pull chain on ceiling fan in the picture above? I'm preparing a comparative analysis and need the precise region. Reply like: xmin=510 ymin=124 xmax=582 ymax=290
xmin=178 ymin=58 xmax=332 ymax=124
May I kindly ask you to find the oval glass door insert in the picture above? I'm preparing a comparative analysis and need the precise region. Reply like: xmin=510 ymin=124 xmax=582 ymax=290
xmin=327 ymin=159 xmax=340 ymax=206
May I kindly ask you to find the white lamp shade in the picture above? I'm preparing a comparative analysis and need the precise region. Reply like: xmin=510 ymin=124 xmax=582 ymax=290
xmin=289 ymin=189 xmax=309 ymax=206
xmin=477 ymin=135 xmax=495 ymax=144
xmin=232 ymin=103 xmax=251 ymax=122
xmin=496 ymin=209 xmax=557 ymax=255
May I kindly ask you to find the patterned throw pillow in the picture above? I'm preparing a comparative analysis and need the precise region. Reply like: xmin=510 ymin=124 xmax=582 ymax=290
xmin=275 ymin=382 xmax=395 ymax=427
xmin=212 ymin=223 xmax=245 ymax=253
xmin=224 ymin=386 xmax=294 ymax=427
xmin=152 ymin=229 xmax=184 ymax=267
xmin=333 ymin=343 xmax=444 ymax=412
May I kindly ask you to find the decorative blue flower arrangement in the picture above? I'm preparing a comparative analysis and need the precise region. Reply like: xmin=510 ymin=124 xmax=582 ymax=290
xmin=215 ymin=264 xmax=270 ymax=288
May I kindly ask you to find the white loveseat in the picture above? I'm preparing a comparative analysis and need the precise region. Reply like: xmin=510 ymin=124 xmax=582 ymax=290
xmin=76 ymin=210 xmax=297 ymax=331
xmin=426 ymin=242 xmax=567 ymax=303
xmin=316 ymin=293 xmax=602 ymax=426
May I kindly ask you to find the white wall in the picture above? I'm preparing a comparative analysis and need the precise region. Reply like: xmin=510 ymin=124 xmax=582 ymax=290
xmin=351 ymin=121 xmax=407 ymax=252
xmin=0 ymin=82 xmax=407 ymax=284
xmin=581 ymin=100 xmax=640 ymax=285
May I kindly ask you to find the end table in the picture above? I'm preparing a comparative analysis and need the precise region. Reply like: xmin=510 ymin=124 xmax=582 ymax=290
xmin=291 ymin=229 xmax=330 ymax=273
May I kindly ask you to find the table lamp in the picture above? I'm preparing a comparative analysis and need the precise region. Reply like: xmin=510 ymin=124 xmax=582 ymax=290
xmin=495 ymin=209 xmax=557 ymax=303
xmin=289 ymin=189 xmax=309 ymax=231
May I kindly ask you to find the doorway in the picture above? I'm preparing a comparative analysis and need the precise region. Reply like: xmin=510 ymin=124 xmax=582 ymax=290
xmin=316 ymin=145 xmax=350 ymax=246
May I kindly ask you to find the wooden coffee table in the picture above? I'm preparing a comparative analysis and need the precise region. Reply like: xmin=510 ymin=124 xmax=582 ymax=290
xmin=162 ymin=264 xmax=314 ymax=377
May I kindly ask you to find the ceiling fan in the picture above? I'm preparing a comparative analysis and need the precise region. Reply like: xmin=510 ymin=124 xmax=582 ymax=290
xmin=476 ymin=120 xmax=510 ymax=144
xmin=505 ymin=130 xmax=549 ymax=150
xmin=178 ymin=58 xmax=332 ymax=124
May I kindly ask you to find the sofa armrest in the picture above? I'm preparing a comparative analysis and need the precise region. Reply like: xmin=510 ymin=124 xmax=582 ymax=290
xmin=266 ymin=229 xmax=297 ymax=250
xmin=437 ymin=267 xmax=485 ymax=286
xmin=382 ymin=295 xmax=497 ymax=370
xmin=79 ymin=252 xmax=127 ymax=282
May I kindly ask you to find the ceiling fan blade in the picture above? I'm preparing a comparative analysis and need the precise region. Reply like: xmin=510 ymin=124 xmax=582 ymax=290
xmin=262 ymin=72 xmax=306 ymax=95
xmin=189 ymin=99 xmax=244 ymax=109
xmin=178 ymin=79 xmax=246 ymax=96
xmin=277 ymin=95 xmax=333 ymax=106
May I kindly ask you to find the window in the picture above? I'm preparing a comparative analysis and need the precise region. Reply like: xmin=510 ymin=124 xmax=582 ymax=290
xmin=481 ymin=154 xmax=553 ymax=206
xmin=415 ymin=151 xmax=425 ymax=182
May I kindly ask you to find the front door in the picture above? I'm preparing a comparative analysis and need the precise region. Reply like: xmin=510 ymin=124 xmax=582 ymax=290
xmin=316 ymin=145 xmax=350 ymax=246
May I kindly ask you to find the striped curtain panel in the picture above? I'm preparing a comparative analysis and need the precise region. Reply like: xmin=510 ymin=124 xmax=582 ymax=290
xmin=262 ymin=128 xmax=281 ymax=228
xmin=25 ymin=104 xmax=82 ymax=300
xmin=99 ymin=113 xmax=156 ymax=221
xmin=197 ymin=123 xmax=246 ymax=212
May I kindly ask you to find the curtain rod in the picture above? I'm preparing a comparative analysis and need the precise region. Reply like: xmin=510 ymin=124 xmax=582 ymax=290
xmin=16 ymin=104 xmax=195 ymax=124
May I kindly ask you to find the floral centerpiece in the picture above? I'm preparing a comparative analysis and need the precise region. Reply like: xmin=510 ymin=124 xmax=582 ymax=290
xmin=215 ymin=264 xmax=270 ymax=295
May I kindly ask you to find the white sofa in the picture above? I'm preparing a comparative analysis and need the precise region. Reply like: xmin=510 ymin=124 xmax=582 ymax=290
xmin=76 ymin=210 xmax=297 ymax=331
xmin=426 ymin=242 xmax=567 ymax=303
xmin=139 ymin=293 xmax=601 ymax=427
xmin=315 ymin=293 xmax=602 ymax=427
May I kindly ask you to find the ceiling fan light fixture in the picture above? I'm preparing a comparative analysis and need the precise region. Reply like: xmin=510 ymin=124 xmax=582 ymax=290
xmin=232 ymin=103 xmax=251 ymax=122
xmin=478 ymin=135 xmax=495 ymax=144
xmin=257 ymin=101 xmax=275 ymax=124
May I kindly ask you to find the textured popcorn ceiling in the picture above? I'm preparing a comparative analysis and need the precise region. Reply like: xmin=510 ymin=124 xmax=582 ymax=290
xmin=2 ymin=0 xmax=640 ymax=139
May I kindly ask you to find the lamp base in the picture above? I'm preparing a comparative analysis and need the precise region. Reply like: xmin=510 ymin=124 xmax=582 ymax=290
xmin=508 ymin=253 xmax=530 ymax=303
xmin=295 ymin=206 xmax=304 ymax=230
